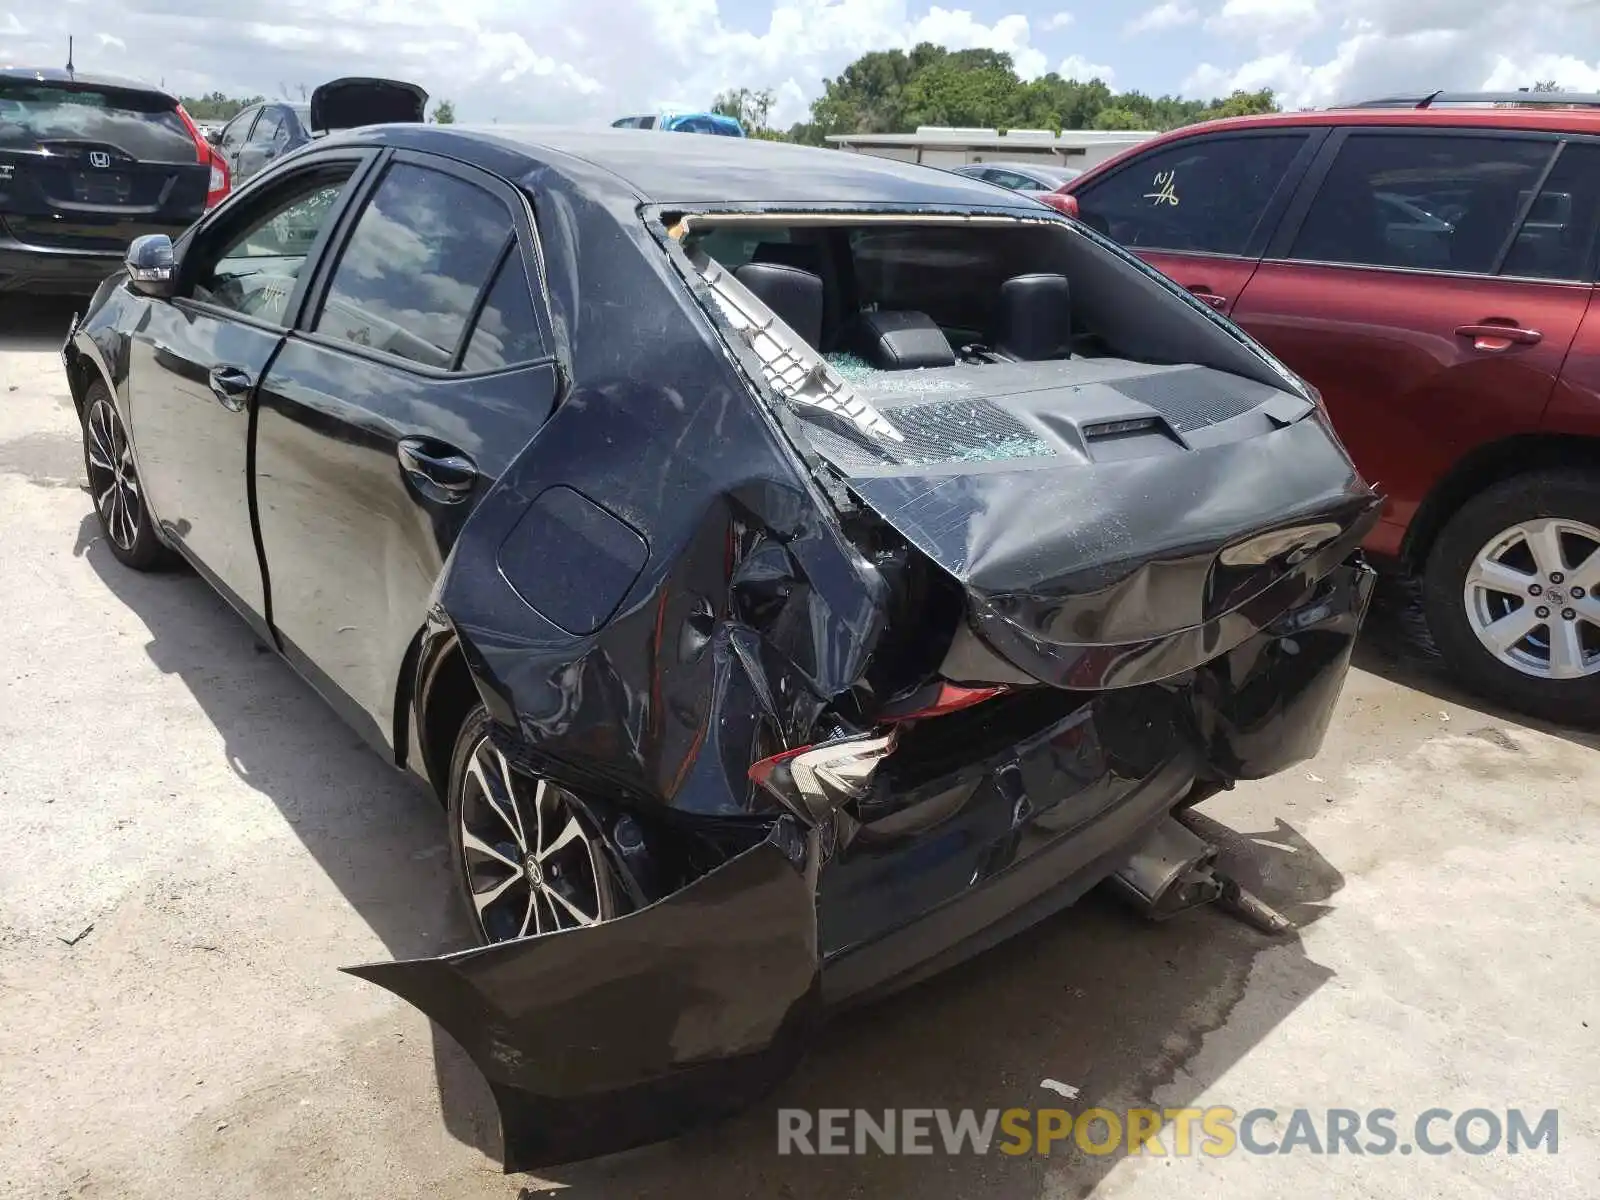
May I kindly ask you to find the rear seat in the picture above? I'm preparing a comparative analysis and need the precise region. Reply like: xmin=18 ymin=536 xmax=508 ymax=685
xmin=842 ymin=310 xmax=955 ymax=370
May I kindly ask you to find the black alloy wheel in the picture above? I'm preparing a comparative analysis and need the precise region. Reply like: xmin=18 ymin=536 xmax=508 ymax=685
xmin=81 ymin=381 xmax=170 ymax=570
xmin=447 ymin=708 xmax=617 ymax=943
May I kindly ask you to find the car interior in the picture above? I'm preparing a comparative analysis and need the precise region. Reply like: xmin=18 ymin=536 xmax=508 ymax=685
xmin=685 ymin=223 xmax=1111 ymax=373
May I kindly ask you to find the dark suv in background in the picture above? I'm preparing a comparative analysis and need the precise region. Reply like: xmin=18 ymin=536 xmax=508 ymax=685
xmin=1060 ymin=92 xmax=1600 ymax=721
xmin=1 ymin=67 xmax=222 ymax=294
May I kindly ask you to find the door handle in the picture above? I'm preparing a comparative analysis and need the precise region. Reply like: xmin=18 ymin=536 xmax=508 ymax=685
xmin=1186 ymin=286 xmax=1229 ymax=310
xmin=398 ymin=437 xmax=476 ymax=502
xmin=1456 ymin=323 xmax=1543 ymax=352
xmin=207 ymin=365 xmax=253 ymax=410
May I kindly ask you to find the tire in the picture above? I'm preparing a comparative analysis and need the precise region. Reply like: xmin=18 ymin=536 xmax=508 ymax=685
xmin=445 ymin=706 xmax=618 ymax=944
xmin=1422 ymin=469 xmax=1600 ymax=724
xmin=80 ymin=380 xmax=173 ymax=571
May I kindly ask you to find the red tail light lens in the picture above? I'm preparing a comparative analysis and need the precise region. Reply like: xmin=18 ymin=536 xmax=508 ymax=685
xmin=880 ymin=682 xmax=1011 ymax=723
xmin=1040 ymin=191 xmax=1079 ymax=219
xmin=206 ymin=151 xmax=230 ymax=209
xmin=174 ymin=103 xmax=229 ymax=209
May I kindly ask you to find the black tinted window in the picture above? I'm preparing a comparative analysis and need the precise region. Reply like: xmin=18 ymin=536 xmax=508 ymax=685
xmin=1501 ymin=142 xmax=1600 ymax=281
xmin=1076 ymin=134 xmax=1307 ymax=255
xmin=0 ymin=82 xmax=195 ymax=161
xmin=251 ymin=108 xmax=285 ymax=146
xmin=460 ymin=251 xmax=545 ymax=371
xmin=315 ymin=163 xmax=510 ymax=369
xmin=1289 ymin=134 xmax=1557 ymax=274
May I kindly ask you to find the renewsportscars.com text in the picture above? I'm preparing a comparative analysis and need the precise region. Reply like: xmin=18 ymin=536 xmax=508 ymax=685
xmin=777 ymin=1106 xmax=1559 ymax=1157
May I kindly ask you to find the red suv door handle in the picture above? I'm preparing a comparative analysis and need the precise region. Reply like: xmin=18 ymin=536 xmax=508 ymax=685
xmin=1455 ymin=323 xmax=1543 ymax=351
xmin=1186 ymin=285 xmax=1228 ymax=310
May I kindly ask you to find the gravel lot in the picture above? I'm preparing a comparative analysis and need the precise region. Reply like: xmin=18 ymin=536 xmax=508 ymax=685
xmin=3 ymin=294 xmax=1598 ymax=1200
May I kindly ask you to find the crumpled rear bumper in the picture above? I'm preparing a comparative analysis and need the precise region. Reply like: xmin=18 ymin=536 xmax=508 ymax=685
xmin=347 ymin=556 xmax=1375 ymax=1172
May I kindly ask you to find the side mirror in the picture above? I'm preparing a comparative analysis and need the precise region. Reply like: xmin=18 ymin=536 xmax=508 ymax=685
xmin=205 ymin=128 xmax=222 ymax=146
xmin=1052 ymin=191 xmax=1081 ymax=219
xmin=126 ymin=234 xmax=177 ymax=298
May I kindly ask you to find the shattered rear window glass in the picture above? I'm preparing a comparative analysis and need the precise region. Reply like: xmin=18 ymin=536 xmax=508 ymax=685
xmin=690 ymin=242 xmax=1057 ymax=473
xmin=795 ymin=396 xmax=1055 ymax=474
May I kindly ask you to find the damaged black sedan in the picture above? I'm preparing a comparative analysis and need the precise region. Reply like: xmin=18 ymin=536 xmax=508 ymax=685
xmin=63 ymin=104 xmax=1379 ymax=1171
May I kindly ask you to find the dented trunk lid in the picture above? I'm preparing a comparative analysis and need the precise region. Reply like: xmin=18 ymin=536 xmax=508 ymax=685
xmin=789 ymin=358 xmax=1379 ymax=689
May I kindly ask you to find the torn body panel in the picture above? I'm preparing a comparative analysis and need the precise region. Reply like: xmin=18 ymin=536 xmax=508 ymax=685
xmin=347 ymin=830 xmax=820 ymax=1173
xmin=357 ymin=554 xmax=1372 ymax=1170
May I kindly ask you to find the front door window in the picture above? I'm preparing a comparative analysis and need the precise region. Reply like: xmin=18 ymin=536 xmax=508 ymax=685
xmin=189 ymin=169 xmax=354 ymax=323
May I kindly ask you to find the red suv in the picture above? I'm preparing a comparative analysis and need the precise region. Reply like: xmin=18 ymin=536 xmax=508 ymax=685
xmin=1059 ymin=92 xmax=1600 ymax=721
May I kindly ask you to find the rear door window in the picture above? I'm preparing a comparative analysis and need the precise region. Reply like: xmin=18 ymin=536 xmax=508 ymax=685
xmin=1500 ymin=141 xmax=1600 ymax=281
xmin=0 ymin=81 xmax=196 ymax=162
xmin=313 ymin=161 xmax=512 ymax=369
xmin=1075 ymin=133 xmax=1309 ymax=255
xmin=459 ymin=248 xmax=547 ymax=372
xmin=250 ymin=107 xmax=286 ymax=151
xmin=1287 ymin=133 xmax=1559 ymax=275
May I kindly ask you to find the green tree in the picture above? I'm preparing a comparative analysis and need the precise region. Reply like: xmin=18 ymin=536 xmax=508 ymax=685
xmin=1091 ymin=105 xmax=1144 ymax=131
xmin=902 ymin=56 xmax=1022 ymax=128
xmin=1532 ymin=80 xmax=1564 ymax=91
xmin=712 ymin=87 xmax=777 ymax=133
xmin=178 ymin=91 xmax=264 ymax=121
xmin=1200 ymin=88 xmax=1281 ymax=120
xmin=770 ymin=45 xmax=1282 ymax=143
xmin=429 ymin=99 xmax=456 ymax=124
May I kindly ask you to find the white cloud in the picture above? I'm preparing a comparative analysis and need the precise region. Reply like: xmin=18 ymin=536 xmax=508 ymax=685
xmin=1125 ymin=3 xmax=1198 ymax=36
xmin=1483 ymin=52 xmax=1600 ymax=91
xmin=910 ymin=10 xmax=1047 ymax=80
xmin=1057 ymin=53 xmax=1116 ymax=85
xmin=0 ymin=1 xmax=1068 ymax=127
xmin=1206 ymin=0 xmax=1322 ymax=47
xmin=1186 ymin=1 xmax=1600 ymax=107
xmin=6 ymin=0 xmax=1600 ymax=129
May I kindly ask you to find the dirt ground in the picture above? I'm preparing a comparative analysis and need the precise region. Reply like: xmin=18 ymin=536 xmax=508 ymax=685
xmin=2 ymin=295 xmax=1598 ymax=1200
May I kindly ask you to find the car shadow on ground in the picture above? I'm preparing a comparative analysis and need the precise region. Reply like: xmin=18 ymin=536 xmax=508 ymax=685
xmin=72 ymin=514 xmax=1345 ymax=1198
xmin=69 ymin=513 xmax=508 ymax=1159
xmin=1355 ymin=572 xmax=1600 ymax=752
xmin=0 ymin=295 xmax=83 ymax=353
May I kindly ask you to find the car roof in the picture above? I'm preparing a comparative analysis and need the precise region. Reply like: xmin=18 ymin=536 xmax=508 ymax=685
xmin=1122 ymin=104 xmax=1600 ymax=149
xmin=324 ymin=124 xmax=1049 ymax=209
xmin=0 ymin=66 xmax=175 ymax=100
xmin=1064 ymin=104 xmax=1600 ymax=186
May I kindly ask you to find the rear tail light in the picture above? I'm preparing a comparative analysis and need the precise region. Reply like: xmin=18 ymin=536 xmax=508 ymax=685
xmin=749 ymin=732 xmax=897 ymax=824
xmin=1040 ymin=190 xmax=1080 ymax=219
xmin=880 ymin=681 xmax=1011 ymax=722
xmin=205 ymin=151 xmax=230 ymax=209
xmin=747 ymin=683 xmax=1013 ymax=820
xmin=174 ymin=103 xmax=230 ymax=209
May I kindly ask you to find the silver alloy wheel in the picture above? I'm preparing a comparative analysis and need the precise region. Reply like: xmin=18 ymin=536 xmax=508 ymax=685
xmin=1463 ymin=517 xmax=1600 ymax=680
xmin=458 ymin=737 xmax=613 ymax=942
xmin=85 ymin=396 xmax=141 ymax=552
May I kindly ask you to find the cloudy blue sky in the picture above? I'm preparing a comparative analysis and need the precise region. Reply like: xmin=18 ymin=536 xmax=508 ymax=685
xmin=4 ymin=0 xmax=1598 ymax=126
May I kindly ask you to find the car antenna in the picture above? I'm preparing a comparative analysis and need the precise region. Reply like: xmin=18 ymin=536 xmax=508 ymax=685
xmin=65 ymin=35 xmax=74 ymax=77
